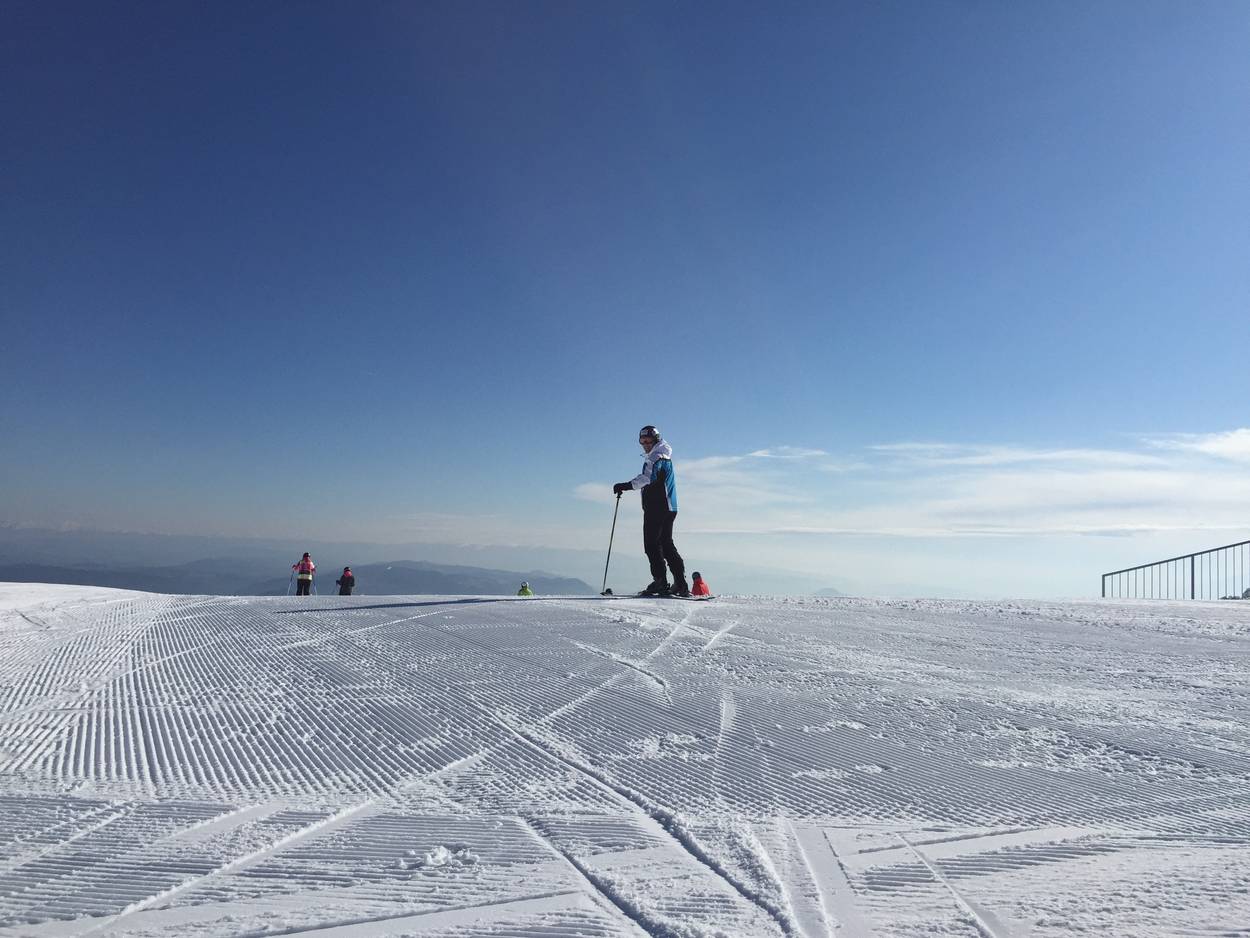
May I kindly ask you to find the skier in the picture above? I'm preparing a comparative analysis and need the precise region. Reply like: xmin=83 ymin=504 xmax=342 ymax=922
xmin=613 ymin=425 xmax=688 ymax=597
xmin=691 ymin=572 xmax=711 ymax=597
xmin=517 ymin=581 xmax=534 ymax=596
xmin=292 ymin=553 xmax=316 ymax=596
xmin=336 ymin=566 xmax=355 ymax=596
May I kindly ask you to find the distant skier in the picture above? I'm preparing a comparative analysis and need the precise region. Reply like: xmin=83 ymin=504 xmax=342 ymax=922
xmin=517 ymin=581 xmax=534 ymax=597
xmin=292 ymin=553 xmax=316 ymax=596
xmin=613 ymin=425 xmax=688 ymax=597
xmin=691 ymin=572 xmax=710 ymax=597
xmin=336 ymin=566 xmax=355 ymax=596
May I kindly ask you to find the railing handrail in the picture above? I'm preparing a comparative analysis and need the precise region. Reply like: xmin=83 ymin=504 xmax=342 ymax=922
xmin=1101 ymin=538 xmax=1250 ymax=579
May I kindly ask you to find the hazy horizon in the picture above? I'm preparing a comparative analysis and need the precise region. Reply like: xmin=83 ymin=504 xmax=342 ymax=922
xmin=0 ymin=522 xmax=859 ymax=598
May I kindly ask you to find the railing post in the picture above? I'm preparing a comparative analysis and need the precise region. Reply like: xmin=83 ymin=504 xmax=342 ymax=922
xmin=1101 ymin=574 xmax=1105 ymax=598
xmin=1191 ymin=555 xmax=1196 ymax=600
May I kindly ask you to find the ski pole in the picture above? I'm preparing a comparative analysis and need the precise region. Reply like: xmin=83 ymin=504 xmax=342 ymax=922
xmin=601 ymin=492 xmax=622 ymax=595
xmin=286 ymin=571 xmax=295 ymax=596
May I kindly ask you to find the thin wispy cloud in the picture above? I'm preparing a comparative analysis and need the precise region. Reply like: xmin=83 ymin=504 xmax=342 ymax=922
xmin=747 ymin=447 xmax=829 ymax=459
xmin=869 ymin=442 xmax=1165 ymax=469
xmin=1147 ymin=429 xmax=1250 ymax=463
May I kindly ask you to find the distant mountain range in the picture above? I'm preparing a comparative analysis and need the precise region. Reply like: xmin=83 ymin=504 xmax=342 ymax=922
xmin=0 ymin=524 xmax=854 ymax=596
xmin=0 ymin=558 xmax=593 ymax=597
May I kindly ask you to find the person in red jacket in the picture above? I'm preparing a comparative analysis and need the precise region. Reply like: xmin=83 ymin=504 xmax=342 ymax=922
xmin=691 ymin=572 xmax=711 ymax=596
xmin=292 ymin=553 xmax=316 ymax=595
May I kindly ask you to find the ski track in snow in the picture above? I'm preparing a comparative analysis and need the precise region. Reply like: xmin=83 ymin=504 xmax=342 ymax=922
xmin=0 ymin=587 xmax=1249 ymax=936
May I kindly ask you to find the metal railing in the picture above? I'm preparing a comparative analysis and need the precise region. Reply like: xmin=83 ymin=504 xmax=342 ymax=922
xmin=1102 ymin=538 xmax=1250 ymax=600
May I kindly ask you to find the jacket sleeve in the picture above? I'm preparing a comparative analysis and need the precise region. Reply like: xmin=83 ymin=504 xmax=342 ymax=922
xmin=625 ymin=453 xmax=657 ymax=490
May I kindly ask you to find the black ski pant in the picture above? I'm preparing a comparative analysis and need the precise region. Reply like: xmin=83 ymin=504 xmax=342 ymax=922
xmin=296 ymin=579 xmax=311 ymax=596
xmin=643 ymin=510 xmax=684 ymax=586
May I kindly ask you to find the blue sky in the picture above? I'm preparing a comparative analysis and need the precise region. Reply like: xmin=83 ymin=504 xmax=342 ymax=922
xmin=3 ymin=2 xmax=1248 ymax=595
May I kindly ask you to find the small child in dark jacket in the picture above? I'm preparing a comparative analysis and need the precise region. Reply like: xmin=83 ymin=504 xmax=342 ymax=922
xmin=336 ymin=567 xmax=355 ymax=596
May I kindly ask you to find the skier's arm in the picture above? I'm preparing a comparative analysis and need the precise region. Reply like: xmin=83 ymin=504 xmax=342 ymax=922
xmin=623 ymin=453 xmax=657 ymax=490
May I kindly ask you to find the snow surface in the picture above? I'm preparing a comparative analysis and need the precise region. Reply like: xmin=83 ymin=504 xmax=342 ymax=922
xmin=0 ymin=584 xmax=1248 ymax=937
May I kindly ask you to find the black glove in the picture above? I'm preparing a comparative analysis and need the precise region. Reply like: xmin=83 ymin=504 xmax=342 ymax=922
xmin=613 ymin=482 xmax=631 ymax=495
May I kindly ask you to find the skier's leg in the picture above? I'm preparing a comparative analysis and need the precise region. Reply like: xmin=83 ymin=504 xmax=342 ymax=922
xmin=642 ymin=512 xmax=668 ymax=586
xmin=661 ymin=511 xmax=686 ymax=583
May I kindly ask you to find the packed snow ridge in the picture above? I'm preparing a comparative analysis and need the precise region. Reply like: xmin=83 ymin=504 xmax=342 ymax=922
xmin=0 ymin=583 xmax=1248 ymax=937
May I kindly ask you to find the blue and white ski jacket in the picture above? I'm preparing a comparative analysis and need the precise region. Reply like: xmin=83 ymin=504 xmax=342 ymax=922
xmin=626 ymin=440 xmax=678 ymax=514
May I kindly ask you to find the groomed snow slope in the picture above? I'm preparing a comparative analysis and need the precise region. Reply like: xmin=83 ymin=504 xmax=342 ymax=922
xmin=0 ymin=585 xmax=1248 ymax=937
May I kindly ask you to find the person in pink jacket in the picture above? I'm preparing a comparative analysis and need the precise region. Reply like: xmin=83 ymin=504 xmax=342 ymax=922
xmin=292 ymin=553 xmax=316 ymax=595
